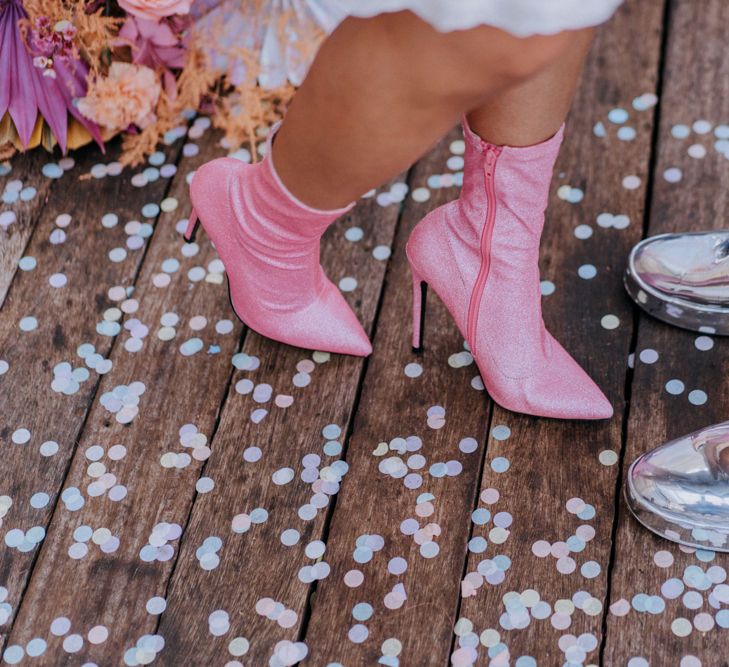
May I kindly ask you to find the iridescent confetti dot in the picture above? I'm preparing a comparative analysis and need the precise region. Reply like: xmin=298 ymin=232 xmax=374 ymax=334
xmin=672 ymin=617 xmax=692 ymax=637
xmin=55 ymin=630 xmax=84 ymax=658
xmin=11 ymin=428 xmax=31 ymax=444
xmin=48 ymin=273 xmax=67 ymax=288
xmin=345 ymin=227 xmax=364 ymax=242
xmin=142 ymin=203 xmax=160 ymax=218
xmin=664 ymin=167 xmax=683 ymax=183
xmin=50 ymin=617 xmax=71 ymax=636
xmin=491 ymin=425 xmax=511 ymax=441
xmin=228 ymin=637 xmax=249 ymax=657
xmin=160 ymin=197 xmax=178 ymax=212
xmin=491 ymin=457 xmax=510 ymax=473
xmin=601 ymin=314 xmax=620 ymax=330
xmin=19 ymin=316 xmax=38 ymax=332
xmin=18 ymin=256 xmax=36 ymax=271
xmin=459 ymin=437 xmax=478 ymax=454
xmin=609 ymin=598 xmax=630 ymax=616
xmin=654 ymin=551 xmax=674 ymax=568
xmin=2 ymin=647 xmax=23 ymax=664
xmin=627 ymin=659 xmax=649 ymax=667
xmin=196 ymin=477 xmax=214 ymax=493
xmin=599 ymin=450 xmax=619 ymax=466
xmin=412 ymin=187 xmax=431 ymax=202
xmin=661 ymin=578 xmax=684 ymax=599
xmin=540 ymin=281 xmax=555 ymax=296
xmin=108 ymin=248 xmax=127 ymax=263
xmin=40 ymin=441 xmax=59 ymax=457
xmin=348 ymin=624 xmax=369 ymax=643
xmin=694 ymin=336 xmax=714 ymax=351
xmin=0 ymin=211 xmax=16 ymax=228
xmin=338 ymin=277 xmax=357 ymax=292
xmin=578 ymin=264 xmax=597 ymax=279
xmin=404 ymin=362 xmax=423 ymax=378
xmin=688 ymin=389 xmax=707 ymax=406
xmin=639 ymin=349 xmax=659 ymax=364
xmin=693 ymin=119 xmax=712 ymax=134
xmin=372 ymin=245 xmax=391 ymax=260
xmin=344 ymin=570 xmax=364 ymax=588
xmin=146 ymin=597 xmax=167 ymax=614
xmin=25 ymin=639 xmax=46 ymax=658
xmin=580 ymin=561 xmax=601 ymax=579
xmin=608 ymin=108 xmax=629 ymax=124
xmin=666 ymin=379 xmax=685 ymax=395
xmin=558 ymin=186 xmax=584 ymax=203
xmin=87 ymin=626 xmax=108 ymax=645
xmin=617 ymin=127 xmax=636 ymax=141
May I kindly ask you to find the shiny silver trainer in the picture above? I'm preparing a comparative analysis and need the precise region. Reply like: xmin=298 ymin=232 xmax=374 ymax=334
xmin=624 ymin=230 xmax=729 ymax=335
xmin=626 ymin=420 xmax=729 ymax=552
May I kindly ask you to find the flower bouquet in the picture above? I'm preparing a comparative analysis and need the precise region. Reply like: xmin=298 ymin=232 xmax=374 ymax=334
xmin=0 ymin=0 xmax=339 ymax=164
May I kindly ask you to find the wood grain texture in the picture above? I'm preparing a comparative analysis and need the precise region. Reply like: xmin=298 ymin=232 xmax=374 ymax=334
xmin=1 ymin=128 xmax=248 ymax=664
xmin=604 ymin=1 xmax=729 ymax=664
xmin=454 ymin=1 xmax=667 ymax=663
xmin=300 ymin=130 xmax=493 ymax=667
xmin=3 ymin=2 xmax=729 ymax=664
xmin=0 ymin=150 xmax=58 ymax=307
xmin=0 ymin=137 xmax=183 ymax=649
xmin=148 ymin=166 xmax=404 ymax=663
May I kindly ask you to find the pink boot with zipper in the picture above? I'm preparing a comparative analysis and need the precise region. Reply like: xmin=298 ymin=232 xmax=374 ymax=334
xmin=185 ymin=126 xmax=372 ymax=357
xmin=406 ymin=119 xmax=612 ymax=420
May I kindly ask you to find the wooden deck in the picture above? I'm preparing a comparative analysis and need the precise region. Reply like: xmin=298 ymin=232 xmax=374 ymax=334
xmin=1 ymin=0 xmax=728 ymax=664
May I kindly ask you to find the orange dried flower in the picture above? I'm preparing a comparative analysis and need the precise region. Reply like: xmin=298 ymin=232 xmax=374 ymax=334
xmin=77 ymin=62 xmax=161 ymax=131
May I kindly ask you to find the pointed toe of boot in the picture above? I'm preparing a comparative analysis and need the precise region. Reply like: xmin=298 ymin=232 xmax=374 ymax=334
xmin=246 ymin=282 xmax=372 ymax=357
xmin=485 ymin=342 xmax=613 ymax=420
xmin=533 ymin=348 xmax=613 ymax=420
xmin=309 ymin=286 xmax=373 ymax=357
xmin=548 ymin=376 xmax=613 ymax=420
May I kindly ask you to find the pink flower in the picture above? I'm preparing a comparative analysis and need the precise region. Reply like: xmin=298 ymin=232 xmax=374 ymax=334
xmin=117 ymin=0 xmax=193 ymax=22
xmin=77 ymin=62 xmax=161 ymax=131
xmin=117 ymin=15 xmax=190 ymax=97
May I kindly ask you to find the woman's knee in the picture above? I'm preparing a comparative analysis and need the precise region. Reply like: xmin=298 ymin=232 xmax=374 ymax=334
xmin=449 ymin=28 xmax=581 ymax=93
xmin=336 ymin=12 xmax=584 ymax=107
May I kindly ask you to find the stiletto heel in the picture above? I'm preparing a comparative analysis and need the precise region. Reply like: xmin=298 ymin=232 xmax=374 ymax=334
xmin=184 ymin=209 xmax=200 ymax=243
xmin=410 ymin=265 xmax=427 ymax=353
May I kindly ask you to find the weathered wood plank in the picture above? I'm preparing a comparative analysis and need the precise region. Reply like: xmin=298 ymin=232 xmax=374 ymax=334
xmin=0 ymin=149 xmax=61 ymax=307
xmin=1 ymin=126 xmax=245 ymax=664
xmin=0 ymin=136 xmax=183 ymax=650
xmin=153 ymin=170 xmax=405 ymax=662
xmin=604 ymin=0 xmax=729 ymax=664
xmin=300 ymin=132 xmax=493 ymax=666
xmin=453 ymin=0 xmax=667 ymax=663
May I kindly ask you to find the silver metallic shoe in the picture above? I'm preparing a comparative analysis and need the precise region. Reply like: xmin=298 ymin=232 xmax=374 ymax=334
xmin=626 ymin=421 xmax=729 ymax=552
xmin=624 ymin=230 xmax=729 ymax=335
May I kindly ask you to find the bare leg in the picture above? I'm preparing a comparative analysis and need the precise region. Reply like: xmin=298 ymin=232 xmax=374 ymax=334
xmin=467 ymin=29 xmax=594 ymax=146
xmin=274 ymin=12 xmax=585 ymax=209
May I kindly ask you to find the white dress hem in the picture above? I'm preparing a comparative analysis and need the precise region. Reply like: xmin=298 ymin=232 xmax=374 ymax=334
xmin=313 ymin=0 xmax=624 ymax=36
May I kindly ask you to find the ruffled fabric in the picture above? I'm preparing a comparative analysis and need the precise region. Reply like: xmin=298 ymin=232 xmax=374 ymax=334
xmin=314 ymin=0 xmax=624 ymax=36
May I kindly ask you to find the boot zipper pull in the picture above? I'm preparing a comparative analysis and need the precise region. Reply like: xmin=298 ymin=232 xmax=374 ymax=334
xmin=484 ymin=146 xmax=500 ymax=176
